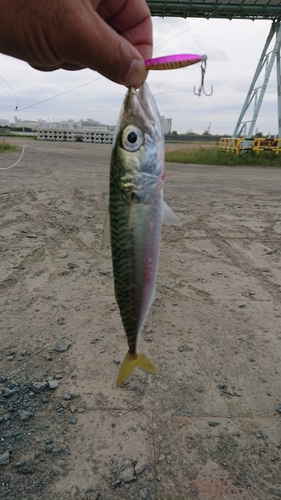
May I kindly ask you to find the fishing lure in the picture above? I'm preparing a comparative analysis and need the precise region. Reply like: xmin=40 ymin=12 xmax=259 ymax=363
xmin=145 ymin=53 xmax=204 ymax=70
xmin=145 ymin=53 xmax=213 ymax=97
xmin=193 ymin=58 xmax=213 ymax=97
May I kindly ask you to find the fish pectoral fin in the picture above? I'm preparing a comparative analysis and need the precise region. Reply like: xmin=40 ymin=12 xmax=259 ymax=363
xmin=101 ymin=209 xmax=110 ymax=249
xmin=116 ymin=352 xmax=157 ymax=387
xmin=162 ymin=200 xmax=181 ymax=226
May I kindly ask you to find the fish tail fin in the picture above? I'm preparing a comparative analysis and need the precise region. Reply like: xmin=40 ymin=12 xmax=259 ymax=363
xmin=135 ymin=353 xmax=157 ymax=374
xmin=116 ymin=352 xmax=157 ymax=387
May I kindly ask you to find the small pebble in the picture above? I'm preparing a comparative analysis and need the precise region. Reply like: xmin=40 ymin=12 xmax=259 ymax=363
xmin=18 ymin=409 xmax=33 ymax=422
xmin=48 ymin=380 xmax=59 ymax=390
xmin=54 ymin=340 xmax=71 ymax=352
xmin=118 ymin=467 xmax=135 ymax=483
xmin=254 ymin=433 xmax=262 ymax=439
xmin=209 ymin=421 xmax=221 ymax=427
xmin=0 ymin=451 xmax=9 ymax=465
xmin=135 ymin=459 xmax=148 ymax=475
xmin=68 ymin=262 xmax=77 ymax=269
xmin=69 ymin=416 xmax=77 ymax=424
xmin=32 ymin=381 xmax=48 ymax=393
xmin=22 ymin=461 xmax=33 ymax=474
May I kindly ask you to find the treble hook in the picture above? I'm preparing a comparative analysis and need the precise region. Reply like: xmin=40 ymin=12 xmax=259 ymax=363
xmin=193 ymin=56 xmax=213 ymax=97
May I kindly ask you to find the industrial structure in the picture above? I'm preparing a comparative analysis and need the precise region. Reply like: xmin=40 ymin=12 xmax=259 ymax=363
xmin=147 ymin=0 xmax=281 ymax=152
xmin=147 ymin=1 xmax=280 ymax=20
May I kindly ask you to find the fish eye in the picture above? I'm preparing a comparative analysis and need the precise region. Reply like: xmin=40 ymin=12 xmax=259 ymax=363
xmin=122 ymin=125 xmax=143 ymax=152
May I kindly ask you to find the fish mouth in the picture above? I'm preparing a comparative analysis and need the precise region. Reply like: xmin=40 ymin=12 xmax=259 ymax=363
xmin=138 ymin=83 xmax=161 ymax=129
xmin=126 ymin=83 xmax=162 ymax=138
xmin=113 ymin=83 xmax=163 ymax=148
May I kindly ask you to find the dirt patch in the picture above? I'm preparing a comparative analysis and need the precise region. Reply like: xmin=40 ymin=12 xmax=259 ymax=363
xmin=0 ymin=138 xmax=280 ymax=499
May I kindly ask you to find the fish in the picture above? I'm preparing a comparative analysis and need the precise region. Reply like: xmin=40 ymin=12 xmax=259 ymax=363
xmin=102 ymin=82 xmax=180 ymax=387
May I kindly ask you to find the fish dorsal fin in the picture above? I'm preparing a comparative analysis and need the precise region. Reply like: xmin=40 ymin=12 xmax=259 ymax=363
xmin=101 ymin=210 xmax=110 ymax=249
xmin=162 ymin=200 xmax=181 ymax=226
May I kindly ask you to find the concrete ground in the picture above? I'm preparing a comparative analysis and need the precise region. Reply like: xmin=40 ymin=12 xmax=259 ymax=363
xmin=0 ymin=138 xmax=280 ymax=500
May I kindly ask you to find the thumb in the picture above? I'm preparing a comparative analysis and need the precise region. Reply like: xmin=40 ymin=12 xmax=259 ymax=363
xmin=62 ymin=9 xmax=150 ymax=87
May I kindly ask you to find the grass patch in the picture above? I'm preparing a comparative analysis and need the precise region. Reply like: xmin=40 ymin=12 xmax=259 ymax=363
xmin=165 ymin=145 xmax=281 ymax=166
xmin=0 ymin=139 xmax=18 ymax=154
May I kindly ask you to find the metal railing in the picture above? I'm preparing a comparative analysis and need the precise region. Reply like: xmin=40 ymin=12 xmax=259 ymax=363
xmin=220 ymin=137 xmax=281 ymax=154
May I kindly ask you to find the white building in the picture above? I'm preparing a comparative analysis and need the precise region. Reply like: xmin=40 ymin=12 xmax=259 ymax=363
xmin=14 ymin=116 xmax=40 ymax=130
xmin=0 ymin=119 xmax=10 ymax=127
xmin=160 ymin=116 xmax=172 ymax=134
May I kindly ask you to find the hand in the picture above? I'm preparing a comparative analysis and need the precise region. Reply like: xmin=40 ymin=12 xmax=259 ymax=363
xmin=0 ymin=0 xmax=152 ymax=87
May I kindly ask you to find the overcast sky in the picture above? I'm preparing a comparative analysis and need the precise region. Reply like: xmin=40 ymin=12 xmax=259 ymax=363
xmin=0 ymin=16 xmax=277 ymax=135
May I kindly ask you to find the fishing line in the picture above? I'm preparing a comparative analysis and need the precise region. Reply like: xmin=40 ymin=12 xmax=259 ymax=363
xmin=151 ymin=79 xmax=176 ymax=95
xmin=0 ymin=76 xmax=25 ymax=170
xmin=0 ymin=144 xmax=25 ymax=170
xmin=154 ymin=20 xmax=205 ymax=51
xmin=17 ymin=76 xmax=102 ymax=111
xmin=153 ymin=0 xmax=231 ymax=51
xmin=154 ymin=87 xmax=175 ymax=96
xmin=0 ymin=75 xmax=18 ymax=109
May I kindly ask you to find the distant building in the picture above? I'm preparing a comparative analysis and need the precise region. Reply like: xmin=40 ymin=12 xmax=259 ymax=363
xmin=37 ymin=117 xmax=114 ymax=133
xmin=14 ymin=116 xmax=39 ymax=130
xmin=160 ymin=116 xmax=172 ymax=134
xmin=0 ymin=119 xmax=10 ymax=127
xmin=2 ymin=115 xmax=172 ymax=141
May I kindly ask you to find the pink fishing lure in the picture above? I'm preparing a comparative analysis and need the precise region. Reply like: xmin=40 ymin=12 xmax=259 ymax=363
xmin=145 ymin=54 xmax=206 ymax=71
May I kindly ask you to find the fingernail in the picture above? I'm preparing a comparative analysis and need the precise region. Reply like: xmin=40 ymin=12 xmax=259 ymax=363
xmin=123 ymin=58 xmax=147 ymax=88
